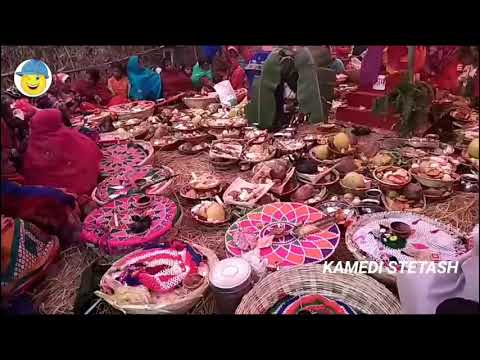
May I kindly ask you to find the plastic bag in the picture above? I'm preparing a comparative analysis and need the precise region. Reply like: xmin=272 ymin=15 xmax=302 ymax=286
xmin=241 ymin=249 xmax=268 ymax=281
xmin=214 ymin=80 xmax=238 ymax=107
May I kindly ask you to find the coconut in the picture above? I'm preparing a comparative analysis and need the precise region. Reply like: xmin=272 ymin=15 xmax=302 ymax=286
xmin=468 ymin=138 xmax=479 ymax=159
xmin=206 ymin=203 xmax=226 ymax=222
xmin=333 ymin=132 xmax=351 ymax=151
xmin=342 ymin=172 xmax=365 ymax=189
xmin=313 ymin=145 xmax=330 ymax=160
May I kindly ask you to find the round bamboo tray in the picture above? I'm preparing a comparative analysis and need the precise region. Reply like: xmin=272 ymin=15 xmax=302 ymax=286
xmin=108 ymin=101 xmax=156 ymax=122
xmin=95 ymin=242 xmax=218 ymax=314
xmin=235 ymin=265 xmax=401 ymax=314
xmin=183 ymin=96 xmax=218 ymax=109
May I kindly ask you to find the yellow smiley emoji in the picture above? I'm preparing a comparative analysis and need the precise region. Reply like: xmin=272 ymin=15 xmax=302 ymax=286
xmin=19 ymin=74 xmax=47 ymax=96
xmin=15 ymin=59 xmax=51 ymax=97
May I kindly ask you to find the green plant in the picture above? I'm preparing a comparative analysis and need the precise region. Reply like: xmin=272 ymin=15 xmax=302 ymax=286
xmin=373 ymin=77 xmax=434 ymax=136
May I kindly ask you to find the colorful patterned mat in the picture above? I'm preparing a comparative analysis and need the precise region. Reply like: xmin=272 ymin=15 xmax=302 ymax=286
xmin=81 ymin=194 xmax=177 ymax=252
xmin=225 ymin=202 xmax=340 ymax=269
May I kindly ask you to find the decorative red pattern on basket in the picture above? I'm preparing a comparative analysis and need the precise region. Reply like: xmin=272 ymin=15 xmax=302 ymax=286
xmin=80 ymin=194 xmax=177 ymax=250
xmin=225 ymin=202 xmax=340 ymax=269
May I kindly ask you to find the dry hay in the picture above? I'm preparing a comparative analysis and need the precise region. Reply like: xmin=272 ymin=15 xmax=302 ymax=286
xmin=32 ymin=245 xmax=99 ymax=314
xmin=424 ymin=192 xmax=479 ymax=235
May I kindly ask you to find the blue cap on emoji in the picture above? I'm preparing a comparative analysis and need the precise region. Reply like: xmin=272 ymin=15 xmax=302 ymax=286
xmin=15 ymin=59 xmax=50 ymax=79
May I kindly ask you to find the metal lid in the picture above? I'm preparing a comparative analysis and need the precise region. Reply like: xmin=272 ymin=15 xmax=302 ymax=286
xmin=209 ymin=258 xmax=252 ymax=289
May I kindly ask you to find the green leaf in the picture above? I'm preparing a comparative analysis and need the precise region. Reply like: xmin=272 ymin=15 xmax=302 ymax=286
xmin=294 ymin=47 xmax=325 ymax=123
xmin=245 ymin=51 xmax=283 ymax=130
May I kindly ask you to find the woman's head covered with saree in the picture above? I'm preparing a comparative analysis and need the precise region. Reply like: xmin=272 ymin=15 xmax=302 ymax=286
xmin=22 ymin=109 xmax=101 ymax=196
xmin=127 ymin=55 xmax=162 ymax=100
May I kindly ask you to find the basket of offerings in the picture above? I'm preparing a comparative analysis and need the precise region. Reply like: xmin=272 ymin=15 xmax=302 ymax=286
xmin=450 ymin=108 xmax=478 ymax=123
xmin=92 ymin=165 xmax=176 ymax=205
xmin=183 ymin=93 xmax=219 ymax=109
xmin=191 ymin=200 xmax=232 ymax=226
xmin=225 ymin=202 xmax=341 ymax=269
xmin=223 ymin=178 xmax=273 ymax=208
xmin=108 ymin=101 xmax=156 ymax=122
xmin=208 ymin=128 xmax=242 ymax=140
xmin=150 ymin=136 xmax=182 ymax=151
xmin=98 ymin=129 xmax=132 ymax=145
xmin=381 ymin=183 xmax=426 ymax=213
xmin=296 ymin=161 xmax=341 ymax=188
xmin=95 ymin=241 xmax=218 ymax=314
xmin=309 ymin=144 xmax=345 ymax=165
xmin=290 ymin=184 xmax=328 ymax=206
xmin=409 ymin=156 xmax=460 ymax=188
xmin=316 ymin=123 xmax=342 ymax=135
xmin=316 ymin=200 xmax=358 ymax=226
xmin=241 ymin=142 xmax=277 ymax=164
xmin=235 ymin=265 xmax=401 ymax=314
xmin=373 ymin=166 xmax=411 ymax=191
xmin=172 ymin=122 xmax=200 ymax=132
xmin=173 ymin=130 xmax=210 ymax=144
xmin=252 ymin=158 xmax=296 ymax=196
xmin=345 ymin=211 xmax=469 ymax=284
xmin=179 ymin=173 xmax=225 ymax=202
xmin=327 ymin=132 xmax=356 ymax=157
xmin=178 ymin=142 xmax=209 ymax=155
xmin=204 ymin=116 xmax=247 ymax=129
xmin=84 ymin=111 xmax=113 ymax=127
xmin=339 ymin=172 xmax=373 ymax=196
xmin=243 ymin=127 xmax=269 ymax=144
xmin=208 ymin=156 xmax=238 ymax=170
xmin=274 ymin=138 xmax=306 ymax=155
xmin=209 ymin=140 xmax=244 ymax=160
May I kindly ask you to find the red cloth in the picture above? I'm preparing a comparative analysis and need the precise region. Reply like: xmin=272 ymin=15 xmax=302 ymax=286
xmin=12 ymin=99 xmax=37 ymax=121
xmin=386 ymin=46 xmax=426 ymax=74
xmin=228 ymin=59 xmax=248 ymax=90
xmin=72 ymin=80 xmax=112 ymax=106
xmin=107 ymin=96 xmax=129 ymax=107
xmin=22 ymin=109 xmax=102 ymax=196
xmin=160 ymin=69 xmax=193 ymax=98
xmin=431 ymin=60 xmax=460 ymax=92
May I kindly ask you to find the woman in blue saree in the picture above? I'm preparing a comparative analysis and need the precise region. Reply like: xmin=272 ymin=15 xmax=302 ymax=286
xmin=127 ymin=56 xmax=162 ymax=100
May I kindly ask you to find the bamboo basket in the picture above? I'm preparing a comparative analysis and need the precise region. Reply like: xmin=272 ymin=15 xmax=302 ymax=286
xmin=95 ymin=242 xmax=218 ymax=314
xmin=108 ymin=101 xmax=156 ymax=122
xmin=235 ymin=264 xmax=401 ymax=314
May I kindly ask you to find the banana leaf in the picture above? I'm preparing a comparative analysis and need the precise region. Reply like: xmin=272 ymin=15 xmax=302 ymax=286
xmin=294 ymin=47 xmax=325 ymax=123
xmin=246 ymin=51 xmax=283 ymax=130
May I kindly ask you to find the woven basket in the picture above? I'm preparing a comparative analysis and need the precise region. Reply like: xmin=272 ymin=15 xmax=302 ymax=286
xmin=235 ymin=265 xmax=401 ymax=314
xmin=345 ymin=211 xmax=469 ymax=284
xmin=108 ymin=101 xmax=156 ymax=122
xmin=95 ymin=242 xmax=218 ymax=314
xmin=183 ymin=96 xmax=218 ymax=109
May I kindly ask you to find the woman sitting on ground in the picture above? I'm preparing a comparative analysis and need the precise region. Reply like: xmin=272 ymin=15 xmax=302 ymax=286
xmin=226 ymin=46 xmax=248 ymax=90
xmin=71 ymin=69 xmax=112 ymax=113
xmin=127 ymin=55 xmax=162 ymax=101
xmin=191 ymin=58 xmax=215 ymax=91
xmin=160 ymin=58 xmax=193 ymax=98
xmin=107 ymin=63 xmax=130 ymax=105
xmin=21 ymin=109 xmax=101 ymax=215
